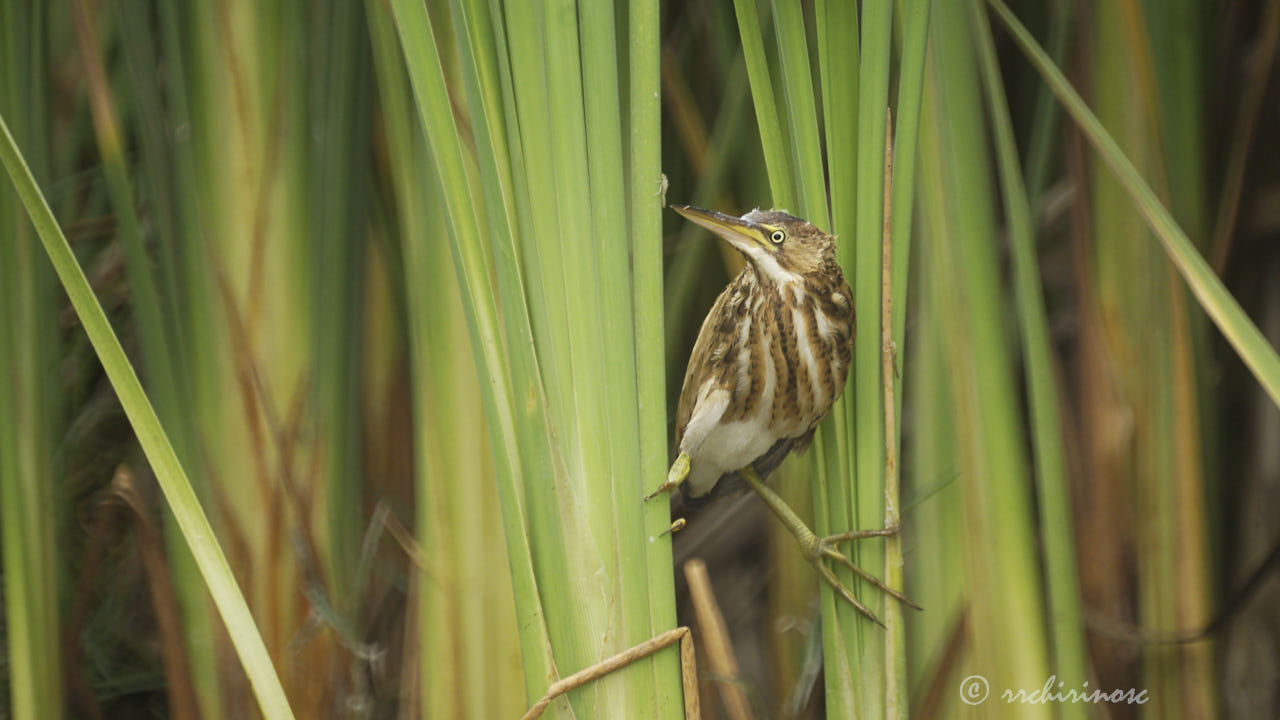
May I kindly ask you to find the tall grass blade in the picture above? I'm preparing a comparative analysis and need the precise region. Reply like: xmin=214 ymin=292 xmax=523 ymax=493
xmin=629 ymin=0 xmax=685 ymax=710
xmin=732 ymin=0 xmax=796 ymax=209
xmin=0 ymin=113 xmax=296 ymax=720
xmin=118 ymin=2 xmax=226 ymax=711
xmin=813 ymin=0 xmax=861 ymax=712
xmin=307 ymin=0 xmax=372 ymax=601
xmin=0 ymin=3 xmax=62 ymax=715
xmin=969 ymin=1 xmax=1089 ymax=712
xmin=383 ymin=1 xmax=564 ymax=708
xmin=1084 ymin=2 xmax=1215 ymax=712
xmin=889 ymin=0 xmax=932 ymax=362
xmin=851 ymin=4 xmax=894 ymax=716
xmin=1020 ymin=0 xmax=1068 ymax=204
xmin=389 ymin=1 xmax=683 ymax=715
xmin=366 ymin=3 xmax=525 ymax=715
xmin=916 ymin=0 xmax=1054 ymax=705
xmin=988 ymin=0 xmax=1280 ymax=410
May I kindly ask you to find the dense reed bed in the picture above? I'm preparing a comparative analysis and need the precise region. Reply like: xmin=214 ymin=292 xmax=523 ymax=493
xmin=2 ymin=0 xmax=1279 ymax=718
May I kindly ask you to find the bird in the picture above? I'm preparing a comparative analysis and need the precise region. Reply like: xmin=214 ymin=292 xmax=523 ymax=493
xmin=647 ymin=204 xmax=916 ymax=625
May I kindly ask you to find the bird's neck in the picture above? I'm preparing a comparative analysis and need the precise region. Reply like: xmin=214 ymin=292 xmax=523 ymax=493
xmin=743 ymin=262 xmax=829 ymax=306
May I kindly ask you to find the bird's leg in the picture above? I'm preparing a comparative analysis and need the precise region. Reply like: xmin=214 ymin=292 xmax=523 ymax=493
xmin=644 ymin=452 xmax=691 ymax=501
xmin=738 ymin=466 xmax=919 ymax=627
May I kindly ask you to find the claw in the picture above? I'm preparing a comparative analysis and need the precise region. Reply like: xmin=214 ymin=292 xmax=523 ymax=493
xmin=645 ymin=453 xmax=690 ymax=501
xmin=659 ymin=518 xmax=686 ymax=537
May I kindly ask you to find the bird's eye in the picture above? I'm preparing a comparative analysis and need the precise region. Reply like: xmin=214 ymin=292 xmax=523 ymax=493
xmin=770 ymin=229 xmax=785 ymax=244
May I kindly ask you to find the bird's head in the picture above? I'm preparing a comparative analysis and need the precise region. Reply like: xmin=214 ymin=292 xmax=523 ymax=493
xmin=672 ymin=204 xmax=836 ymax=283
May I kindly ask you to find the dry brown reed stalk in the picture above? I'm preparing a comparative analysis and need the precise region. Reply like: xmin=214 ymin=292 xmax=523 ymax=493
xmin=521 ymin=627 xmax=701 ymax=720
xmin=684 ymin=559 xmax=754 ymax=720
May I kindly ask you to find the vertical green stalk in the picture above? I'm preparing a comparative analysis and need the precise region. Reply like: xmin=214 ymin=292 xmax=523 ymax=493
xmin=390 ymin=1 xmax=683 ymax=716
xmin=501 ymin=0 xmax=575 ymax=442
xmin=738 ymin=3 xmax=865 ymax=713
xmin=630 ymin=0 xmax=685 ymax=712
xmin=500 ymin=1 xmax=622 ymax=710
xmin=813 ymin=0 xmax=861 ymax=712
xmin=1089 ymin=3 xmax=1212 ymax=714
xmin=384 ymin=2 xmax=564 ymax=712
xmin=537 ymin=0 xmax=625 ymax=711
xmin=889 ymin=0 xmax=932 ymax=369
xmin=173 ymin=4 xmax=325 ymax=714
xmin=72 ymin=0 xmax=187 ymax=466
xmin=732 ymin=0 xmax=796 ymax=210
xmin=127 ymin=1 xmax=225 ymax=711
xmin=850 ymin=2 xmax=894 ymax=717
xmin=307 ymin=0 xmax=372 ymax=602
xmin=0 ymin=3 xmax=62 ymax=716
xmin=72 ymin=20 xmax=230 ymax=709
xmin=917 ymin=0 xmax=1053 ymax=706
xmin=970 ymin=3 xmax=1088 ymax=713
xmin=367 ymin=3 xmax=523 ymax=716
xmin=1128 ymin=4 xmax=1214 ymax=710
xmin=903 ymin=158 xmax=964 ymax=690
xmin=1091 ymin=9 xmax=1180 ymax=713
xmin=1020 ymin=0 xmax=1068 ymax=204
xmin=907 ymin=90 xmax=967 ymax=696
xmin=770 ymin=0 xmax=828 ymax=226
xmin=74 ymin=21 xmax=230 ymax=713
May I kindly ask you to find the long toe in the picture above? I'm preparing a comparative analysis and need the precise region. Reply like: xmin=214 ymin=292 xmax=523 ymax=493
xmin=823 ymin=525 xmax=901 ymax=544
xmin=821 ymin=546 xmax=922 ymax=611
xmin=814 ymin=561 xmax=883 ymax=627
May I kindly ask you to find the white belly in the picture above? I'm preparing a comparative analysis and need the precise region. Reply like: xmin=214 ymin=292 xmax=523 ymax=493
xmin=685 ymin=414 xmax=782 ymax=497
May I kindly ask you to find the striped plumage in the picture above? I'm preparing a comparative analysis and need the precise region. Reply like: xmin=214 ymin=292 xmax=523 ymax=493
xmin=672 ymin=206 xmax=853 ymax=503
xmin=652 ymin=204 xmax=915 ymax=625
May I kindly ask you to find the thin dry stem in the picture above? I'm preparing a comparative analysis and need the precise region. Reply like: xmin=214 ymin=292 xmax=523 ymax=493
xmin=881 ymin=107 xmax=907 ymax=718
xmin=882 ymin=110 xmax=898 ymax=491
xmin=684 ymin=559 xmax=754 ymax=720
xmin=520 ymin=627 xmax=700 ymax=720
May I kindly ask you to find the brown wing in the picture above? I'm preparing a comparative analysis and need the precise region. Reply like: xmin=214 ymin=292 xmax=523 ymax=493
xmin=831 ymin=277 xmax=854 ymax=373
xmin=812 ymin=272 xmax=855 ymax=400
xmin=674 ymin=274 xmax=747 ymax=451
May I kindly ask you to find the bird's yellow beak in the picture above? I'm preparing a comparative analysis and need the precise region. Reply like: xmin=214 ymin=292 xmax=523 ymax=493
xmin=672 ymin=204 xmax=775 ymax=253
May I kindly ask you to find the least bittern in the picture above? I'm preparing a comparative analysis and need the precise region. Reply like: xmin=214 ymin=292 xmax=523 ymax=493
xmin=647 ymin=204 xmax=916 ymax=626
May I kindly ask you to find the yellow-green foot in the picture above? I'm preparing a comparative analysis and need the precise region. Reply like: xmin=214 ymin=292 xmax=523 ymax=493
xmin=738 ymin=466 xmax=919 ymax=626
xmin=800 ymin=530 xmax=921 ymax=627
xmin=644 ymin=452 xmax=690 ymax=501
